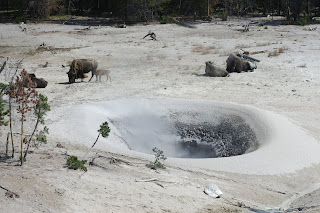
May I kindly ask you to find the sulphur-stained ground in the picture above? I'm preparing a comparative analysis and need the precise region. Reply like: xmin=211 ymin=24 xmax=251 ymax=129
xmin=0 ymin=16 xmax=320 ymax=212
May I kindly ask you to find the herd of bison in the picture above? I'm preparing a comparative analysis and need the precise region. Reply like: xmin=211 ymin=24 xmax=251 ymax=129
xmin=25 ymin=53 xmax=257 ymax=88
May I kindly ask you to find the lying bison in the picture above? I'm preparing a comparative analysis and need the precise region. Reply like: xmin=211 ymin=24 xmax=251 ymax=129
xmin=205 ymin=61 xmax=229 ymax=77
xmin=22 ymin=70 xmax=48 ymax=88
xmin=67 ymin=59 xmax=98 ymax=83
xmin=226 ymin=54 xmax=257 ymax=73
xmin=28 ymin=73 xmax=48 ymax=88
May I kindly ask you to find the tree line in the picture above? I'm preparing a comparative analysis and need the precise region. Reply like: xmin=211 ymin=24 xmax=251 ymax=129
xmin=0 ymin=0 xmax=319 ymax=23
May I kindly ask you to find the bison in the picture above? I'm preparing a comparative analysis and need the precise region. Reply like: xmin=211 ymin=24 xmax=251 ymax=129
xmin=226 ymin=54 xmax=257 ymax=73
xmin=205 ymin=61 xmax=229 ymax=77
xmin=29 ymin=74 xmax=48 ymax=88
xmin=22 ymin=72 xmax=48 ymax=88
xmin=67 ymin=59 xmax=98 ymax=83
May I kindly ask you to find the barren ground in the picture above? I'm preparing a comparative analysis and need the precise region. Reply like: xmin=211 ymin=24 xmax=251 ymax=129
xmin=1 ymin=16 xmax=320 ymax=212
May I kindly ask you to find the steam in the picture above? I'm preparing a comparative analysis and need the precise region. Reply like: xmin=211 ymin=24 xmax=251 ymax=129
xmin=102 ymin=100 xmax=183 ymax=157
xmin=47 ymin=98 xmax=257 ymax=158
xmin=47 ymin=98 xmax=320 ymax=174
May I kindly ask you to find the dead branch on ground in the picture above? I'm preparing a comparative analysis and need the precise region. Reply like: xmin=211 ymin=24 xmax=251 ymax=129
xmin=0 ymin=185 xmax=20 ymax=198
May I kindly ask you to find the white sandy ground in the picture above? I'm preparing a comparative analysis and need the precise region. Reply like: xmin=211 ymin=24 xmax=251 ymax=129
xmin=1 ymin=16 xmax=320 ymax=212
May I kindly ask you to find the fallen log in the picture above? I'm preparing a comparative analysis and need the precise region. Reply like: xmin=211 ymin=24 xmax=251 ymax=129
xmin=0 ymin=185 xmax=20 ymax=198
xmin=237 ymin=52 xmax=260 ymax=62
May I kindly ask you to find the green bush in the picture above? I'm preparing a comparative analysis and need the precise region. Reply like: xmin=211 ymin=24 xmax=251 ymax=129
xmin=15 ymin=16 xmax=25 ymax=24
xmin=297 ymin=16 xmax=311 ymax=26
xmin=216 ymin=12 xmax=227 ymax=21
xmin=0 ymin=83 xmax=9 ymax=127
xmin=66 ymin=155 xmax=87 ymax=172
xmin=160 ymin=15 xmax=176 ymax=24
xmin=146 ymin=147 xmax=167 ymax=170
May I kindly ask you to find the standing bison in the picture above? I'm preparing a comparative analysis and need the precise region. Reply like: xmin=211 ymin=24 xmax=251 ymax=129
xmin=226 ymin=54 xmax=257 ymax=73
xmin=67 ymin=59 xmax=98 ymax=83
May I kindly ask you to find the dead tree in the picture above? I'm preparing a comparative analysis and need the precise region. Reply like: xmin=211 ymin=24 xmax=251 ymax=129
xmin=143 ymin=30 xmax=157 ymax=40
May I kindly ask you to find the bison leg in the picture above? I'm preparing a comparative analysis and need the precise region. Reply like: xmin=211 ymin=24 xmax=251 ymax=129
xmin=89 ymin=72 xmax=95 ymax=82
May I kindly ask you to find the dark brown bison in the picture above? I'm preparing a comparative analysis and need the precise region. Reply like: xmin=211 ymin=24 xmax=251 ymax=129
xmin=67 ymin=59 xmax=98 ymax=83
xmin=30 ymin=75 xmax=48 ymax=88
xmin=205 ymin=61 xmax=229 ymax=77
xmin=22 ymin=71 xmax=48 ymax=88
xmin=226 ymin=54 xmax=257 ymax=73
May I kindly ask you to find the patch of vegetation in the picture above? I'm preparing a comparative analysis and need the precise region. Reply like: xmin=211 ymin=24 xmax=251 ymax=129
xmin=297 ymin=15 xmax=311 ymax=26
xmin=160 ymin=15 xmax=176 ymax=24
xmin=99 ymin=122 xmax=111 ymax=138
xmin=235 ymin=44 xmax=252 ymax=49
xmin=256 ymin=42 xmax=271 ymax=47
xmin=0 ymin=83 xmax=9 ymax=127
xmin=19 ymin=156 xmax=27 ymax=162
xmin=298 ymin=64 xmax=307 ymax=68
xmin=216 ymin=12 xmax=227 ymax=21
xmin=49 ymin=15 xmax=71 ymax=21
xmin=8 ymin=70 xmax=39 ymax=165
xmin=91 ymin=121 xmax=111 ymax=148
xmin=24 ymin=94 xmax=50 ymax=156
xmin=15 ymin=16 xmax=25 ymax=24
xmin=26 ymin=49 xmax=37 ymax=56
xmin=192 ymin=45 xmax=215 ymax=55
xmin=146 ymin=147 xmax=167 ymax=170
xmin=66 ymin=155 xmax=87 ymax=172
xmin=268 ymin=47 xmax=287 ymax=57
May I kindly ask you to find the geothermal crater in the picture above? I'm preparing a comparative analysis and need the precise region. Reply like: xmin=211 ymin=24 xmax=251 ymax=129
xmin=106 ymin=99 xmax=258 ymax=159
xmin=174 ymin=117 xmax=257 ymax=158
xmin=47 ymin=98 xmax=320 ymax=174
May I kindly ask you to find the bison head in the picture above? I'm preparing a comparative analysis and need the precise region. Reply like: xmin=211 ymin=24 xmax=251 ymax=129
xmin=67 ymin=70 xmax=76 ymax=83
xmin=243 ymin=61 xmax=257 ymax=72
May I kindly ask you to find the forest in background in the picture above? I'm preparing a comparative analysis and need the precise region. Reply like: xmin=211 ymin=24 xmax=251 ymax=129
xmin=0 ymin=0 xmax=319 ymax=24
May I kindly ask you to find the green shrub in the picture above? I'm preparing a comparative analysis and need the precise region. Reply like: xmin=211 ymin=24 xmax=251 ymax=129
xmin=66 ymin=155 xmax=87 ymax=172
xmin=146 ymin=147 xmax=167 ymax=170
xmin=160 ymin=15 xmax=176 ymax=24
xmin=15 ymin=16 xmax=25 ymax=24
xmin=0 ymin=83 xmax=9 ymax=127
xmin=216 ymin=12 xmax=227 ymax=21
xmin=297 ymin=16 xmax=311 ymax=26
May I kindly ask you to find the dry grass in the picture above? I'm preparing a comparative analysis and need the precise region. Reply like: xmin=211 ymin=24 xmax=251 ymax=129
xmin=256 ymin=42 xmax=271 ymax=47
xmin=235 ymin=44 xmax=252 ymax=49
xmin=192 ymin=45 xmax=215 ymax=55
xmin=268 ymin=47 xmax=288 ymax=57
xmin=298 ymin=64 xmax=307 ymax=68
xmin=278 ymin=47 xmax=285 ymax=53
xmin=26 ymin=49 xmax=37 ymax=56
xmin=250 ymin=50 xmax=267 ymax=55
xmin=256 ymin=42 xmax=278 ymax=47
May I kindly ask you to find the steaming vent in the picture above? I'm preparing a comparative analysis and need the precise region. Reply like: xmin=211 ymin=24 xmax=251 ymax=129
xmin=47 ymin=98 xmax=320 ymax=174
xmin=109 ymin=101 xmax=258 ymax=159
xmin=175 ymin=116 xmax=257 ymax=158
